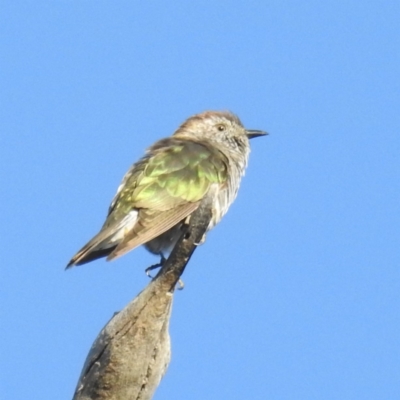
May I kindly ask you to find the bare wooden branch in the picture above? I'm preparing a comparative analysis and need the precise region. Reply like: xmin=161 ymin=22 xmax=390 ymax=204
xmin=72 ymin=194 xmax=213 ymax=400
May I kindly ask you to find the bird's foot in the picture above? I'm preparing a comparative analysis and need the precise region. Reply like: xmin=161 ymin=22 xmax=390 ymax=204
xmin=176 ymin=279 xmax=185 ymax=290
xmin=145 ymin=255 xmax=185 ymax=290
xmin=145 ymin=254 xmax=167 ymax=278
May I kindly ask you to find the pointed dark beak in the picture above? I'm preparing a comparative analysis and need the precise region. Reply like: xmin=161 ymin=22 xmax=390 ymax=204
xmin=246 ymin=129 xmax=268 ymax=139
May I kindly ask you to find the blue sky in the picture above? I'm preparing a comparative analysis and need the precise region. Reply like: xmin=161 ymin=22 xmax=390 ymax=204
xmin=1 ymin=2 xmax=399 ymax=399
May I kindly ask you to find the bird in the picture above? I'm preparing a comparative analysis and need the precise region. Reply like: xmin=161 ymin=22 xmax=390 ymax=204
xmin=66 ymin=111 xmax=267 ymax=268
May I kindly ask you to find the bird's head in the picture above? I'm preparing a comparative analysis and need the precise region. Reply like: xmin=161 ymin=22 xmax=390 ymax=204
xmin=174 ymin=111 xmax=267 ymax=155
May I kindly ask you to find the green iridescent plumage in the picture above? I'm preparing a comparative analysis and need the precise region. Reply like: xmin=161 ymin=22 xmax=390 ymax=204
xmin=66 ymin=110 xmax=266 ymax=268
xmin=67 ymin=140 xmax=229 ymax=265
xmin=106 ymin=140 xmax=228 ymax=259
xmin=118 ymin=141 xmax=227 ymax=206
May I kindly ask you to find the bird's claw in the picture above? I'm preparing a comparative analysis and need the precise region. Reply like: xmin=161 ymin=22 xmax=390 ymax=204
xmin=144 ymin=255 xmax=185 ymax=290
xmin=145 ymin=254 xmax=167 ymax=278
xmin=176 ymin=279 xmax=185 ymax=290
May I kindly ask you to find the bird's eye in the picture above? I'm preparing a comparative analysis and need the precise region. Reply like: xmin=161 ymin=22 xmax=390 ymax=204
xmin=217 ymin=124 xmax=226 ymax=131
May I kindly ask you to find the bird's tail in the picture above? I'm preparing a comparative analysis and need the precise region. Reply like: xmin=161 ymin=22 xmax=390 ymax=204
xmin=66 ymin=225 xmax=122 ymax=268
xmin=66 ymin=240 xmax=116 ymax=268
xmin=66 ymin=210 xmax=139 ymax=269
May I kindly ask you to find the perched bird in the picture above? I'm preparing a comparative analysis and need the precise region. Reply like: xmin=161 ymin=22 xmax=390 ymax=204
xmin=66 ymin=111 xmax=266 ymax=268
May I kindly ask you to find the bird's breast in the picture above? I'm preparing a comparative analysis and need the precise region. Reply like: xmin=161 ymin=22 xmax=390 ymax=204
xmin=208 ymin=164 xmax=243 ymax=230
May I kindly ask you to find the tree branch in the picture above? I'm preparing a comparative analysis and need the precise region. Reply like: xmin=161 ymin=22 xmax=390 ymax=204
xmin=72 ymin=194 xmax=213 ymax=400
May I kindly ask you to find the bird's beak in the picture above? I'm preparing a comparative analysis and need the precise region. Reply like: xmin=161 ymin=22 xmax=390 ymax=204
xmin=246 ymin=129 xmax=268 ymax=139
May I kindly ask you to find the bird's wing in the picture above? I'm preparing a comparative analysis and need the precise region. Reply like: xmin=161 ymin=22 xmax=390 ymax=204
xmin=107 ymin=140 xmax=229 ymax=260
xmin=107 ymin=203 xmax=198 ymax=260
